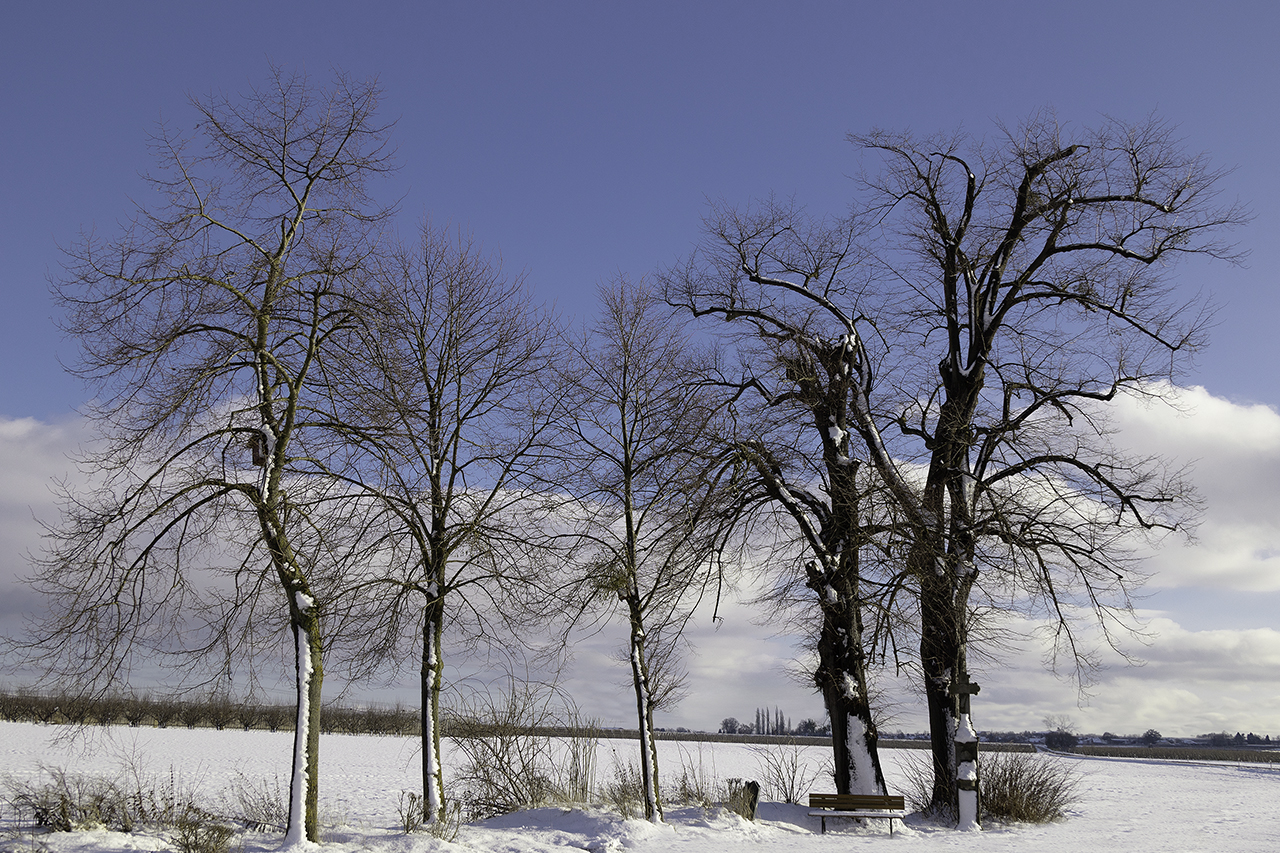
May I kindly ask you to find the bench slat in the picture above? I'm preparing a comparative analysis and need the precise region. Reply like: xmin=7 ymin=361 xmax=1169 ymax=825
xmin=808 ymin=811 xmax=903 ymax=818
xmin=808 ymin=794 xmax=905 ymax=809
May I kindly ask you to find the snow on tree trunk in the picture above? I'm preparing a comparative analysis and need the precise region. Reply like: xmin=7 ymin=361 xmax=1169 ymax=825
xmin=821 ymin=664 xmax=885 ymax=795
xmin=283 ymin=600 xmax=323 ymax=848
xmin=626 ymin=600 xmax=663 ymax=823
xmin=812 ymin=571 xmax=886 ymax=796
xmin=420 ymin=597 xmax=444 ymax=823
xmin=955 ymin=712 xmax=979 ymax=831
xmin=283 ymin=624 xmax=311 ymax=848
xmin=845 ymin=713 xmax=881 ymax=796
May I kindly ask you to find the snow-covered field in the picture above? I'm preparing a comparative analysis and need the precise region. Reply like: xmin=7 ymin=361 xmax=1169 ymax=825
xmin=2 ymin=720 xmax=1278 ymax=852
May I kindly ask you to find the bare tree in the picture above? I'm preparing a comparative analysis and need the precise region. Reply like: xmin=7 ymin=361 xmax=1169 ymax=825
xmin=19 ymin=68 xmax=393 ymax=844
xmin=557 ymin=278 xmax=736 ymax=822
xmin=663 ymin=206 xmax=899 ymax=798
xmin=668 ymin=113 xmax=1244 ymax=824
xmin=324 ymin=224 xmax=564 ymax=824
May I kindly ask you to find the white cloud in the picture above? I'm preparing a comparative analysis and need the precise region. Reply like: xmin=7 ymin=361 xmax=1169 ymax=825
xmin=0 ymin=415 xmax=92 ymax=641
xmin=1113 ymin=385 xmax=1280 ymax=455
xmin=1132 ymin=615 xmax=1280 ymax=680
xmin=578 ymin=600 xmax=1280 ymax=738
xmin=547 ymin=594 xmax=826 ymax=732
xmin=0 ymin=415 xmax=90 ymax=530
xmin=0 ymin=415 xmax=89 ymax=511
xmin=1112 ymin=385 xmax=1280 ymax=591
xmin=897 ymin=610 xmax=1280 ymax=738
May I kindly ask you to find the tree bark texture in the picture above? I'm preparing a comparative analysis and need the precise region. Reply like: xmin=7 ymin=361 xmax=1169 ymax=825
xmin=421 ymin=595 xmax=445 ymax=823
xmin=626 ymin=593 xmax=664 ymax=822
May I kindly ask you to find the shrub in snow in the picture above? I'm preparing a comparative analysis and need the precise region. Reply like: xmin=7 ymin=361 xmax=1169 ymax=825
xmin=750 ymin=740 xmax=823 ymax=805
xmin=172 ymin=807 xmax=236 ymax=853
xmin=603 ymin=757 xmax=645 ymax=819
xmin=450 ymin=682 xmax=600 ymax=818
xmin=224 ymin=771 xmax=287 ymax=832
xmin=896 ymin=747 xmax=1076 ymax=824
xmin=396 ymin=791 xmax=462 ymax=840
xmin=980 ymin=751 xmax=1079 ymax=823
xmin=3 ymin=765 xmax=205 ymax=834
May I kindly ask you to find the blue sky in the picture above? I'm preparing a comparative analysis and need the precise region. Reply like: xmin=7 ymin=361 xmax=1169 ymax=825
xmin=2 ymin=1 xmax=1278 ymax=737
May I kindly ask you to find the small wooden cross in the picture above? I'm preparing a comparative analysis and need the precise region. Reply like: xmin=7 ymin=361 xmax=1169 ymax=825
xmin=951 ymin=680 xmax=980 ymax=713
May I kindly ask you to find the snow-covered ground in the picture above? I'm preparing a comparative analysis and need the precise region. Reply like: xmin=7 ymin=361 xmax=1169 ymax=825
xmin=2 ymin=721 xmax=1278 ymax=852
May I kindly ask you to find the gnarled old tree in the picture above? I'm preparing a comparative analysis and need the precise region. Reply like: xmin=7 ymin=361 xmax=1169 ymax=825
xmin=326 ymin=224 xmax=563 ymax=824
xmin=21 ymin=69 xmax=393 ymax=844
xmin=668 ymin=114 xmax=1243 ymax=825
xmin=663 ymin=211 xmax=898 ymax=799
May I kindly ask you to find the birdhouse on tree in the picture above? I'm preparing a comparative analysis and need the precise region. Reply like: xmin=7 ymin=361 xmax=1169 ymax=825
xmin=248 ymin=432 xmax=270 ymax=467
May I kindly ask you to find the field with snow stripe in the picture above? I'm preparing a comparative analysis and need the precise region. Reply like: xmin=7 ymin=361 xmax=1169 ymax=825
xmin=2 ymin=721 xmax=1278 ymax=852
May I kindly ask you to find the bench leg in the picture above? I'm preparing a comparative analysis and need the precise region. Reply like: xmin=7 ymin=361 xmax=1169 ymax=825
xmin=821 ymin=816 xmax=826 ymax=834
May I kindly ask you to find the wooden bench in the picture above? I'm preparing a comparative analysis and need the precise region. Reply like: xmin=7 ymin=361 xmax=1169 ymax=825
xmin=808 ymin=793 xmax=907 ymax=835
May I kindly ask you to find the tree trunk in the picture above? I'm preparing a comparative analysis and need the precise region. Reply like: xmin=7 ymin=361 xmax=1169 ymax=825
xmin=626 ymin=594 xmax=663 ymax=822
xmin=285 ymin=610 xmax=324 ymax=846
xmin=814 ymin=588 xmax=886 ymax=796
xmin=811 ymin=410 xmax=885 ymax=795
xmin=919 ymin=561 xmax=961 ymax=819
xmin=420 ymin=595 xmax=445 ymax=823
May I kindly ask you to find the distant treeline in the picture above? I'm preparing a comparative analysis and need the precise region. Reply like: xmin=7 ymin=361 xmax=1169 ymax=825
xmin=1073 ymin=745 xmax=1280 ymax=763
xmin=0 ymin=689 xmax=420 ymax=736
xmin=0 ymin=690 xmax=1025 ymax=748
xmin=719 ymin=708 xmax=830 ymax=736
